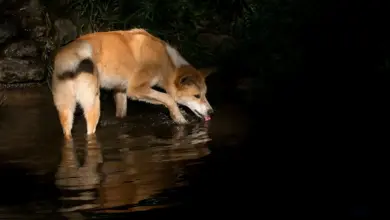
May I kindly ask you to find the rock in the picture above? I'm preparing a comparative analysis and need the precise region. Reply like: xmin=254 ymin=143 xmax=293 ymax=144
xmin=38 ymin=36 xmax=56 ymax=56
xmin=16 ymin=0 xmax=49 ymax=46
xmin=0 ymin=0 xmax=52 ymax=85
xmin=2 ymin=40 xmax=38 ymax=58
xmin=54 ymin=19 xmax=77 ymax=45
xmin=0 ymin=58 xmax=45 ymax=83
xmin=0 ymin=23 xmax=17 ymax=44
xmin=28 ymin=25 xmax=47 ymax=42
xmin=27 ymin=0 xmax=42 ymax=15
xmin=18 ymin=0 xmax=44 ymax=28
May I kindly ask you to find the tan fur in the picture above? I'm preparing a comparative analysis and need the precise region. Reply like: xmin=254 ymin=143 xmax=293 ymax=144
xmin=52 ymin=39 xmax=100 ymax=139
xmin=52 ymin=28 xmax=214 ymax=138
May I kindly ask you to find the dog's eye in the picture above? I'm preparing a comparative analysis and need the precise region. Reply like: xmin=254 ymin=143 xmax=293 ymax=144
xmin=194 ymin=94 xmax=200 ymax=99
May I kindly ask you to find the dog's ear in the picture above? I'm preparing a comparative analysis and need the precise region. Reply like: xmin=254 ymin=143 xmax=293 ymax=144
xmin=198 ymin=67 xmax=217 ymax=78
xmin=179 ymin=75 xmax=196 ymax=86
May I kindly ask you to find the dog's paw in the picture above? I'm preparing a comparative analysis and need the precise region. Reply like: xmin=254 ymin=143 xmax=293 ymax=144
xmin=115 ymin=110 xmax=127 ymax=118
xmin=64 ymin=133 xmax=73 ymax=141
xmin=174 ymin=115 xmax=188 ymax=124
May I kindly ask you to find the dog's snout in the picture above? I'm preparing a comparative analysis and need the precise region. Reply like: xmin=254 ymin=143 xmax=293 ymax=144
xmin=207 ymin=109 xmax=214 ymax=115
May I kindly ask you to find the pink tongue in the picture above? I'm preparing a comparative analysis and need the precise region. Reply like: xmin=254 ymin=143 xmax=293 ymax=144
xmin=204 ymin=115 xmax=211 ymax=121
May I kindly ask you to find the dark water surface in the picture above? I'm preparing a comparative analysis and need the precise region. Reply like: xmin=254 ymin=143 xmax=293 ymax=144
xmin=0 ymin=85 xmax=379 ymax=219
xmin=0 ymin=87 xmax=252 ymax=219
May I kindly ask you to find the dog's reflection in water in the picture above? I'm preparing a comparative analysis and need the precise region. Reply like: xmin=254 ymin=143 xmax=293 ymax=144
xmin=99 ymin=124 xmax=211 ymax=211
xmin=55 ymin=135 xmax=102 ymax=212
xmin=55 ymin=123 xmax=211 ymax=213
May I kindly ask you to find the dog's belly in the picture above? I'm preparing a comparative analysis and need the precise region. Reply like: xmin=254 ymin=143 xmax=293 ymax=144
xmin=99 ymin=72 xmax=127 ymax=90
xmin=98 ymin=74 xmax=160 ymax=90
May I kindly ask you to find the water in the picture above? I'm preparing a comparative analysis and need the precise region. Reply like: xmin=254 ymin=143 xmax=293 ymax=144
xmin=0 ymin=86 xmax=377 ymax=218
xmin=0 ymin=87 xmax=250 ymax=219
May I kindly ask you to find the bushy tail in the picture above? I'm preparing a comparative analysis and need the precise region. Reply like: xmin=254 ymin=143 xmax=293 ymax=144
xmin=53 ymin=40 xmax=95 ymax=79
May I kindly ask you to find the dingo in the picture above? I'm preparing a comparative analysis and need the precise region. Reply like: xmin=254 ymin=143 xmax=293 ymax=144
xmin=51 ymin=28 xmax=214 ymax=139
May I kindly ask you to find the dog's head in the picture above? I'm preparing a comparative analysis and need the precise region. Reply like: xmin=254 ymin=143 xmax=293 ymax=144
xmin=174 ymin=66 xmax=215 ymax=120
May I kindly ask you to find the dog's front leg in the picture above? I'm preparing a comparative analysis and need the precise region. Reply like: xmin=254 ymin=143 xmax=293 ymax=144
xmin=127 ymin=85 xmax=188 ymax=124
xmin=114 ymin=91 xmax=127 ymax=118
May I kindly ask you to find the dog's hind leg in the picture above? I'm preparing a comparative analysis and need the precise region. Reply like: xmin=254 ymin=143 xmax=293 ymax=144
xmin=55 ymin=98 xmax=76 ymax=140
xmin=76 ymin=73 xmax=101 ymax=136
xmin=52 ymin=81 xmax=77 ymax=140
xmin=81 ymin=95 xmax=100 ymax=136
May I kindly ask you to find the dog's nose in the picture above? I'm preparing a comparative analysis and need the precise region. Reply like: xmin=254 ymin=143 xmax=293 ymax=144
xmin=207 ymin=109 xmax=214 ymax=115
